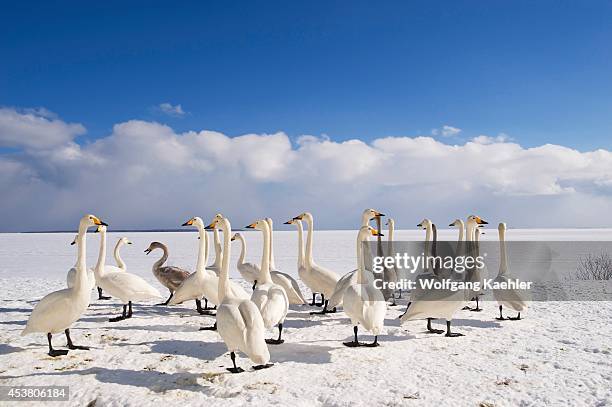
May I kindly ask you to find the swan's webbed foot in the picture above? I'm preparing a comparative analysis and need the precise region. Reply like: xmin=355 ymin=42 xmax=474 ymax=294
xmin=47 ymin=333 xmax=68 ymax=357
xmin=227 ymin=367 xmax=244 ymax=374
xmin=109 ymin=315 xmax=126 ymax=322
xmin=469 ymin=307 xmax=482 ymax=312
xmin=342 ymin=341 xmax=363 ymax=347
xmin=97 ymin=287 xmax=111 ymax=300
xmin=507 ymin=313 xmax=521 ymax=321
xmin=48 ymin=349 xmax=69 ymax=357
xmin=265 ymin=338 xmax=284 ymax=345
xmin=199 ymin=323 xmax=217 ymax=331
xmin=158 ymin=292 xmax=173 ymax=306
xmin=444 ymin=321 xmax=464 ymax=337
xmin=363 ymin=336 xmax=380 ymax=347
xmin=253 ymin=363 xmax=274 ymax=370
xmin=196 ymin=299 xmax=215 ymax=315
xmin=197 ymin=310 xmax=216 ymax=316
xmin=398 ymin=301 xmax=411 ymax=320
xmin=109 ymin=304 xmax=128 ymax=322
xmin=65 ymin=329 xmax=89 ymax=350
xmin=461 ymin=306 xmax=471 ymax=310
xmin=426 ymin=318 xmax=444 ymax=334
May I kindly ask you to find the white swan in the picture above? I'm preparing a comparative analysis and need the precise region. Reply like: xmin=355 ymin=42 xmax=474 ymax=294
xmin=493 ymin=222 xmax=528 ymax=320
xmin=400 ymin=223 xmax=467 ymax=337
xmin=169 ymin=217 xmax=248 ymax=322
xmin=231 ymin=232 xmax=260 ymax=284
xmin=22 ymin=214 xmax=107 ymax=356
xmin=94 ymin=225 xmax=162 ymax=321
xmin=326 ymin=209 xmax=383 ymax=310
xmin=265 ymin=218 xmax=307 ymax=305
xmin=464 ymin=215 xmax=488 ymax=311
xmin=386 ymin=218 xmax=403 ymax=299
xmin=211 ymin=214 xmax=272 ymax=373
xmin=284 ymin=219 xmax=315 ymax=304
xmin=247 ymin=219 xmax=289 ymax=344
xmin=291 ymin=212 xmax=340 ymax=314
xmin=343 ymin=225 xmax=387 ymax=347
xmin=66 ymin=234 xmax=96 ymax=292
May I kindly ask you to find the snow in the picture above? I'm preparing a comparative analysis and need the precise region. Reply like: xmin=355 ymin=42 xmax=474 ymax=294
xmin=0 ymin=229 xmax=611 ymax=406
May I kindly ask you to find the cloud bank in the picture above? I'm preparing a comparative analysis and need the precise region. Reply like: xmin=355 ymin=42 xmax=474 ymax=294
xmin=1 ymin=107 xmax=612 ymax=232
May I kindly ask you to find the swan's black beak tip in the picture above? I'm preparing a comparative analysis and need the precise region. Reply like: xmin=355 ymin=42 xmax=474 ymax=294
xmin=100 ymin=221 xmax=108 ymax=227
xmin=144 ymin=249 xmax=151 ymax=255
xmin=181 ymin=222 xmax=189 ymax=227
xmin=245 ymin=225 xmax=254 ymax=229
xmin=70 ymin=241 xmax=76 ymax=246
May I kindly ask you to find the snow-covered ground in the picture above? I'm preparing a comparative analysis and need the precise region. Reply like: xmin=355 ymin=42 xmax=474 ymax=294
xmin=0 ymin=229 xmax=610 ymax=406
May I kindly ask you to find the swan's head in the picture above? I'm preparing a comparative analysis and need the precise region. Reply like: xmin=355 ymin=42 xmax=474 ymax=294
xmin=385 ymin=218 xmax=394 ymax=227
xmin=82 ymin=214 xmax=108 ymax=228
xmin=359 ymin=225 xmax=383 ymax=240
xmin=498 ymin=222 xmax=507 ymax=233
xmin=144 ymin=241 xmax=163 ymax=255
xmin=265 ymin=217 xmax=273 ymax=227
xmin=417 ymin=218 xmax=432 ymax=229
xmin=467 ymin=215 xmax=488 ymax=226
xmin=70 ymin=234 xmax=78 ymax=246
xmin=119 ymin=237 xmax=132 ymax=246
xmin=230 ymin=232 xmax=241 ymax=242
xmin=205 ymin=213 xmax=225 ymax=230
xmin=245 ymin=219 xmax=269 ymax=232
xmin=363 ymin=208 xmax=385 ymax=220
xmin=181 ymin=216 xmax=204 ymax=228
xmin=449 ymin=218 xmax=463 ymax=227
xmin=292 ymin=212 xmax=312 ymax=221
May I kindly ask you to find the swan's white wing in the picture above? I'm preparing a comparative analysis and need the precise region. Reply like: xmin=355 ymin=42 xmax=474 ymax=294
xmin=22 ymin=289 xmax=81 ymax=335
xmin=102 ymin=272 xmax=162 ymax=302
xmin=237 ymin=300 xmax=270 ymax=365
xmin=270 ymin=270 xmax=306 ymax=304
xmin=327 ymin=270 xmax=357 ymax=309
xmin=238 ymin=262 xmax=260 ymax=283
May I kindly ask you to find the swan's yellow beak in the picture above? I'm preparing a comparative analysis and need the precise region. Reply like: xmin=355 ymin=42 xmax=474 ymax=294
xmin=182 ymin=218 xmax=195 ymax=227
xmin=205 ymin=220 xmax=218 ymax=230
xmin=92 ymin=216 xmax=108 ymax=226
xmin=245 ymin=222 xmax=257 ymax=229
xmin=374 ymin=211 xmax=385 ymax=217
xmin=371 ymin=229 xmax=384 ymax=237
xmin=284 ymin=219 xmax=294 ymax=225
xmin=475 ymin=217 xmax=488 ymax=225
xmin=292 ymin=214 xmax=304 ymax=221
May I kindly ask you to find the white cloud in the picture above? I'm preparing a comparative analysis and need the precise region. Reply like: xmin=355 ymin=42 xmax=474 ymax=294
xmin=157 ymin=102 xmax=186 ymax=117
xmin=0 ymin=107 xmax=86 ymax=150
xmin=2 ymin=110 xmax=612 ymax=231
xmin=432 ymin=125 xmax=461 ymax=137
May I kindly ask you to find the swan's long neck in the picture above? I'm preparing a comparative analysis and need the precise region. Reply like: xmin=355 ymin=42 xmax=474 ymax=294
xmin=356 ymin=230 xmax=368 ymax=284
xmin=457 ymin=220 xmax=465 ymax=242
xmin=296 ymin=220 xmax=304 ymax=268
xmin=153 ymin=244 xmax=169 ymax=271
xmin=237 ymin=235 xmax=246 ymax=266
xmin=305 ymin=214 xmax=314 ymax=268
xmin=268 ymin=221 xmax=277 ymax=270
xmin=94 ymin=228 xmax=107 ymax=278
xmin=387 ymin=220 xmax=395 ymax=252
xmin=424 ymin=223 xmax=432 ymax=257
xmin=259 ymin=223 xmax=273 ymax=284
xmin=114 ymin=240 xmax=126 ymax=270
xmin=195 ymin=225 xmax=208 ymax=275
xmin=466 ymin=221 xmax=476 ymax=242
xmin=212 ymin=228 xmax=222 ymax=268
xmin=74 ymin=223 xmax=88 ymax=291
xmin=218 ymin=218 xmax=232 ymax=302
xmin=499 ymin=227 xmax=508 ymax=275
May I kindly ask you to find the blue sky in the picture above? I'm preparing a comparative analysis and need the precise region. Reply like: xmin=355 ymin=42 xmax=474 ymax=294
xmin=1 ymin=1 xmax=611 ymax=150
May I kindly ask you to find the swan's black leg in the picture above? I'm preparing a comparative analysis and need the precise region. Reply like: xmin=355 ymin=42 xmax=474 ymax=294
xmin=445 ymin=320 xmax=464 ymax=337
xmin=158 ymin=290 xmax=173 ymax=306
xmin=496 ymin=305 xmax=506 ymax=321
xmin=266 ymin=323 xmax=284 ymax=345
xmin=364 ymin=335 xmax=380 ymax=347
xmin=109 ymin=304 xmax=127 ymax=322
xmin=252 ymin=280 xmax=257 ymax=290
xmin=204 ymin=298 xmax=215 ymax=310
xmin=47 ymin=333 xmax=68 ymax=357
xmin=97 ymin=287 xmax=111 ymax=300
xmin=199 ymin=322 xmax=217 ymax=331
xmin=470 ymin=296 xmax=482 ymax=312
xmin=196 ymin=299 xmax=214 ymax=315
xmin=309 ymin=293 xmax=316 ymax=306
xmin=343 ymin=326 xmax=361 ymax=347
xmin=507 ymin=312 xmax=521 ymax=321
xmin=426 ymin=318 xmax=444 ymax=334
xmin=399 ymin=301 xmax=412 ymax=319
xmin=316 ymin=294 xmax=325 ymax=307
xmin=310 ymin=300 xmax=332 ymax=315
xmin=127 ymin=301 xmax=133 ymax=318
xmin=397 ymin=289 xmax=403 ymax=299
xmin=227 ymin=351 xmax=244 ymax=374
xmin=65 ymin=328 xmax=89 ymax=350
